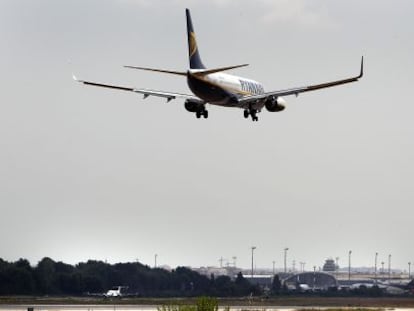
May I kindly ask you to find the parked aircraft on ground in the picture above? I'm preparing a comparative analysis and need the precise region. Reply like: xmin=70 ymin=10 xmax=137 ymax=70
xmin=104 ymin=286 xmax=128 ymax=298
xmin=74 ymin=9 xmax=363 ymax=121
xmin=85 ymin=286 xmax=136 ymax=299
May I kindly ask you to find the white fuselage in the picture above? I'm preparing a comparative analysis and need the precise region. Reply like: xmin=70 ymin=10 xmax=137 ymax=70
xmin=105 ymin=286 xmax=123 ymax=297
xmin=202 ymin=72 xmax=265 ymax=97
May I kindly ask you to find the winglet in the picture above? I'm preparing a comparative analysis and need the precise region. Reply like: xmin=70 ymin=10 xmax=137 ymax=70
xmin=358 ymin=56 xmax=364 ymax=79
xmin=68 ymin=60 xmax=81 ymax=82
xmin=72 ymin=73 xmax=85 ymax=83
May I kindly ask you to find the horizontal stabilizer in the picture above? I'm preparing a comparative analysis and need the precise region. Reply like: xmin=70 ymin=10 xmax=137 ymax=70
xmin=192 ymin=64 xmax=249 ymax=75
xmin=124 ymin=64 xmax=249 ymax=76
xmin=124 ymin=65 xmax=187 ymax=76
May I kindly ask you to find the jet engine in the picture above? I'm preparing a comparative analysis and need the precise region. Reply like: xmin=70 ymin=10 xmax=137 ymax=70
xmin=265 ymin=96 xmax=286 ymax=112
xmin=185 ymin=99 xmax=205 ymax=113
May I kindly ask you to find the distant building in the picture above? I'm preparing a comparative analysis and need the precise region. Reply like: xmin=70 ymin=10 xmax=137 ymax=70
xmin=243 ymin=274 xmax=273 ymax=288
xmin=407 ymin=279 xmax=414 ymax=294
xmin=192 ymin=266 xmax=242 ymax=279
xmin=323 ymin=258 xmax=337 ymax=272
xmin=284 ymin=272 xmax=338 ymax=291
xmin=193 ymin=266 xmax=228 ymax=277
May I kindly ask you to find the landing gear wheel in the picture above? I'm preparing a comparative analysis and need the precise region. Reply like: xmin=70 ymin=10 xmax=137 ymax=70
xmin=196 ymin=111 xmax=201 ymax=119
xmin=244 ymin=109 xmax=249 ymax=118
xmin=250 ymin=109 xmax=258 ymax=122
xmin=203 ymin=110 xmax=209 ymax=119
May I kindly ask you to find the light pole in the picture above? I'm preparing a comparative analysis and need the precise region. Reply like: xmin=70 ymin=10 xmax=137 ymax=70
xmin=348 ymin=250 xmax=352 ymax=281
xmin=313 ymin=265 xmax=316 ymax=290
xmin=374 ymin=252 xmax=378 ymax=284
xmin=300 ymin=262 xmax=305 ymax=272
xmin=272 ymin=261 xmax=275 ymax=275
xmin=219 ymin=257 xmax=224 ymax=268
xmin=388 ymin=254 xmax=392 ymax=280
xmin=284 ymin=248 xmax=289 ymax=273
xmin=335 ymin=257 xmax=339 ymax=278
xmin=251 ymin=246 xmax=256 ymax=279
xmin=409 ymin=262 xmax=411 ymax=279
xmin=381 ymin=261 xmax=385 ymax=274
xmin=154 ymin=254 xmax=158 ymax=268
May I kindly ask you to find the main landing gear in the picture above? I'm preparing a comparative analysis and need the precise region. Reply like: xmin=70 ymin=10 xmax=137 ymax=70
xmin=195 ymin=109 xmax=208 ymax=119
xmin=244 ymin=109 xmax=259 ymax=122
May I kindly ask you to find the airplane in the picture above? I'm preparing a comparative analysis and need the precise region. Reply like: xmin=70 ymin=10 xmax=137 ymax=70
xmin=85 ymin=286 xmax=134 ymax=298
xmin=74 ymin=9 xmax=363 ymax=122
xmin=103 ymin=286 xmax=128 ymax=298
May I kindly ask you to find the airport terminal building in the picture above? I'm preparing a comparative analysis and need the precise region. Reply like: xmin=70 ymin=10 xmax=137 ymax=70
xmin=283 ymin=272 xmax=338 ymax=291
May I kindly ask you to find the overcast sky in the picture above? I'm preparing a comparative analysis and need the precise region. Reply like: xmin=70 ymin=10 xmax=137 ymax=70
xmin=1 ymin=0 xmax=413 ymax=272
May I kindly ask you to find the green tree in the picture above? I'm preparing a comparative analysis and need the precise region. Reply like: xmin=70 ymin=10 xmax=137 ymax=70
xmin=234 ymin=272 xmax=251 ymax=296
xmin=35 ymin=257 xmax=57 ymax=294
xmin=271 ymin=274 xmax=281 ymax=295
xmin=213 ymin=275 xmax=234 ymax=296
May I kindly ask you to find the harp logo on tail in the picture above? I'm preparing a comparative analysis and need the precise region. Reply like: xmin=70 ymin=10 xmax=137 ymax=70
xmin=189 ymin=32 xmax=198 ymax=57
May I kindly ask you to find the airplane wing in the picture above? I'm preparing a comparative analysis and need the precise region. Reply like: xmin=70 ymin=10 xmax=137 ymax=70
xmin=239 ymin=57 xmax=363 ymax=105
xmin=73 ymin=75 xmax=200 ymax=102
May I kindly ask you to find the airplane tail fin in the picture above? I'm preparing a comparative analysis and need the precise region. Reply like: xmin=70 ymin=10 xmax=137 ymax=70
xmin=186 ymin=9 xmax=205 ymax=69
